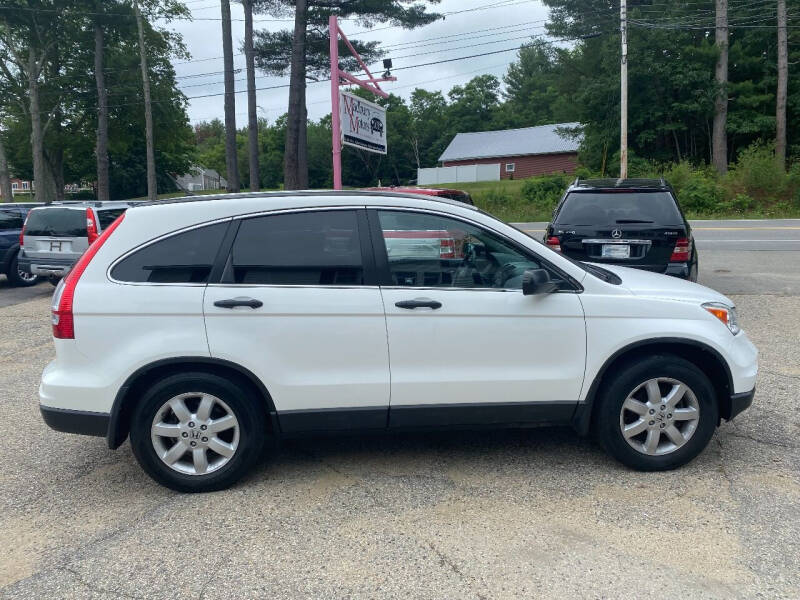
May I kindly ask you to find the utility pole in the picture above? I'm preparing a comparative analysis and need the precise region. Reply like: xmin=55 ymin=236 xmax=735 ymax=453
xmin=134 ymin=1 xmax=157 ymax=201
xmin=776 ymin=0 xmax=788 ymax=167
xmin=712 ymin=0 xmax=729 ymax=174
xmin=619 ymin=0 xmax=628 ymax=179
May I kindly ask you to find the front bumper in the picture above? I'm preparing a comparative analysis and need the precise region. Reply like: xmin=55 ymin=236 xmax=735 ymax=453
xmin=17 ymin=255 xmax=75 ymax=277
xmin=728 ymin=387 xmax=755 ymax=421
xmin=40 ymin=405 xmax=109 ymax=437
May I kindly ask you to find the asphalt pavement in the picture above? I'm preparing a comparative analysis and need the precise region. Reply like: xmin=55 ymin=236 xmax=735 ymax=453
xmin=514 ymin=218 xmax=800 ymax=295
xmin=0 ymin=219 xmax=798 ymax=599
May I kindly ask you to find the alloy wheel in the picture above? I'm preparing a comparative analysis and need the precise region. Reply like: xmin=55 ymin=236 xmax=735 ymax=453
xmin=619 ymin=377 xmax=700 ymax=456
xmin=150 ymin=392 xmax=240 ymax=476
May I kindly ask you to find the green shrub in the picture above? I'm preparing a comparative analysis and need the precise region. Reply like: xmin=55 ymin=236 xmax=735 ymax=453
xmin=674 ymin=172 xmax=725 ymax=214
xmin=520 ymin=174 xmax=569 ymax=213
xmin=726 ymin=143 xmax=787 ymax=203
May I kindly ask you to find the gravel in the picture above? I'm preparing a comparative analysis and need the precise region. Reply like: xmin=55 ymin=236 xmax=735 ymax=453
xmin=0 ymin=293 xmax=798 ymax=600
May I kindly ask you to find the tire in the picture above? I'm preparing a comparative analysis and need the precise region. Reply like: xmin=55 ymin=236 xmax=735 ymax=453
xmin=595 ymin=354 xmax=718 ymax=471
xmin=7 ymin=251 xmax=40 ymax=287
xmin=130 ymin=372 xmax=266 ymax=492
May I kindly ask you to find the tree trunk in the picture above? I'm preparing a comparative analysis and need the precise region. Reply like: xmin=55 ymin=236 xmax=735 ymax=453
xmin=776 ymin=0 xmax=788 ymax=167
xmin=0 ymin=135 xmax=13 ymax=203
xmin=94 ymin=14 xmax=110 ymax=201
xmin=712 ymin=0 xmax=728 ymax=174
xmin=284 ymin=0 xmax=308 ymax=190
xmin=134 ymin=1 xmax=158 ymax=201
xmin=221 ymin=0 xmax=240 ymax=192
xmin=243 ymin=0 xmax=260 ymax=192
xmin=28 ymin=48 xmax=56 ymax=204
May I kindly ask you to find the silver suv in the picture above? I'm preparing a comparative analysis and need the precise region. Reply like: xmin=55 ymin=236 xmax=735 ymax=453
xmin=19 ymin=202 xmax=131 ymax=283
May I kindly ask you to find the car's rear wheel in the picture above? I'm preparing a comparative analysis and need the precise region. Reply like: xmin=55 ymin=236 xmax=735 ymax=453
xmin=130 ymin=372 xmax=266 ymax=492
xmin=7 ymin=251 xmax=40 ymax=287
xmin=595 ymin=355 xmax=718 ymax=471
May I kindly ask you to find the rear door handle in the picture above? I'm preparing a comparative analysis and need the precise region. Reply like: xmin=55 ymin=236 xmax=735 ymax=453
xmin=213 ymin=297 xmax=263 ymax=309
xmin=395 ymin=298 xmax=442 ymax=310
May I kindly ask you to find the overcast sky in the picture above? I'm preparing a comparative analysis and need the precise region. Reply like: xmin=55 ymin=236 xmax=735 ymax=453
xmin=169 ymin=0 xmax=552 ymax=125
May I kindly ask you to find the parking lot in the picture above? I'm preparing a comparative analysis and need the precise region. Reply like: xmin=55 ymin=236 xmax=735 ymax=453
xmin=0 ymin=220 xmax=798 ymax=599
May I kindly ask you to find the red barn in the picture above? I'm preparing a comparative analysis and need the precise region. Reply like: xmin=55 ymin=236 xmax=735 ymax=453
xmin=438 ymin=122 xmax=581 ymax=179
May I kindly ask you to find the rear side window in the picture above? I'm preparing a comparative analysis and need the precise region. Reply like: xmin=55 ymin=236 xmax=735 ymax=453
xmin=556 ymin=192 xmax=683 ymax=226
xmin=97 ymin=208 xmax=127 ymax=229
xmin=24 ymin=208 xmax=86 ymax=237
xmin=0 ymin=208 xmax=23 ymax=231
xmin=228 ymin=210 xmax=363 ymax=285
xmin=111 ymin=222 xmax=228 ymax=283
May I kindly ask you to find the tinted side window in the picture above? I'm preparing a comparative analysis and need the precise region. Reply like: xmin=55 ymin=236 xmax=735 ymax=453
xmin=0 ymin=208 xmax=23 ymax=231
xmin=97 ymin=208 xmax=127 ymax=229
xmin=229 ymin=210 xmax=363 ymax=285
xmin=112 ymin=222 xmax=228 ymax=283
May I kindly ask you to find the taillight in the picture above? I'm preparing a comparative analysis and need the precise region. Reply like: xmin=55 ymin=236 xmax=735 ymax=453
xmin=546 ymin=236 xmax=561 ymax=252
xmin=440 ymin=238 xmax=455 ymax=259
xmin=52 ymin=213 xmax=125 ymax=339
xmin=670 ymin=237 xmax=691 ymax=262
xmin=19 ymin=215 xmax=28 ymax=247
xmin=86 ymin=208 xmax=99 ymax=244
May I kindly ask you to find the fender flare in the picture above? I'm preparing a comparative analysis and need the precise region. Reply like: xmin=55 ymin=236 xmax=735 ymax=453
xmin=571 ymin=337 xmax=734 ymax=436
xmin=107 ymin=356 xmax=277 ymax=449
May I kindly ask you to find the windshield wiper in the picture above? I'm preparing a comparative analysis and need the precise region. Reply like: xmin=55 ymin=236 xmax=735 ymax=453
xmin=615 ymin=219 xmax=654 ymax=224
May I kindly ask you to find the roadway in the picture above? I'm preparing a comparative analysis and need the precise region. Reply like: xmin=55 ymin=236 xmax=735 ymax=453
xmin=513 ymin=218 xmax=800 ymax=296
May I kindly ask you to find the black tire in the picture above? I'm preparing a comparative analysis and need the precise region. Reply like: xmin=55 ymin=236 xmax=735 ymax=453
xmin=595 ymin=354 xmax=718 ymax=471
xmin=7 ymin=251 xmax=40 ymax=287
xmin=130 ymin=372 xmax=266 ymax=492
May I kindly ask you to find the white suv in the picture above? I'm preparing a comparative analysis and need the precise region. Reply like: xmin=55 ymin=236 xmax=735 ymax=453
xmin=39 ymin=191 xmax=757 ymax=492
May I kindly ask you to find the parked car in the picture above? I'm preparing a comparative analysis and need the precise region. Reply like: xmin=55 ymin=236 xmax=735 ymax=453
xmin=18 ymin=202 xmax=131 ymax=283
xmin=543 ymin=178 xmax=699 ymax=281
xmin=365 ymin=186 xmax=474 ymax=205
xmin=39 ymin=190 xmax=756 ymax=492
xmin=0 ymin=202 xmax=42 ymax=287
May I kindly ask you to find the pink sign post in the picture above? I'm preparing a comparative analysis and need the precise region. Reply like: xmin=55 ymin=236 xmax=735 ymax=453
xmin=329 ymin=15 xmax=396 ymax=189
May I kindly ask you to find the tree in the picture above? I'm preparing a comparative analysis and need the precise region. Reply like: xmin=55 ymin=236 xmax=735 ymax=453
xmin=94 ymin=2 xmax=111 ymax=201
xmin=712 ymin=0 xmax=729 ymax=174
xmin=242 ymin=0 xmax=259 ymax=191
xmin=252 ymin=0 xmax=442 ymax=189
xmin=0 ymin=132 xmax=12 ymax=203
xmin=134 ymin=0 xmax=158 ymax=201
xmin=221 ymin=0 xmax=240 ymax=192
xmin=776 ymin=0 xmax=788 ymax=166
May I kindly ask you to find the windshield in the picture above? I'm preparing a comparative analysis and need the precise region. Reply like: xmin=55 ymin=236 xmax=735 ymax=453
xmin=556 ymin=191 xmax=683 ymax=226
xmin=24 ymin=208 xmax=86 ymax=237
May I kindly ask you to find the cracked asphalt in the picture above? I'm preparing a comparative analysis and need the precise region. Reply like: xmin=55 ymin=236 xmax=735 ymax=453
xmin=1 ymin=253 xmax=799 ymax=598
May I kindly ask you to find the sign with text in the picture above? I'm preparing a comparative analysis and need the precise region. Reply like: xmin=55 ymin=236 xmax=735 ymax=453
xmin=339 ymin=91 xmax=387 ymax=154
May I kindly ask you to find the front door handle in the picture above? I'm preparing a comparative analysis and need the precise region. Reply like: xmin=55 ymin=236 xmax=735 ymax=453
xmin=395 ymin=298 xmax=442 ymax=310
xmin=214 ymin=297 xmax=263 ymax=309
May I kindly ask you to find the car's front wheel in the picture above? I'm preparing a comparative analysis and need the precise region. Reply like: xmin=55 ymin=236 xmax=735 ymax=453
xmin=595 ymin=355 xmax=718 ymax=471
xmin=7 ymin=251 xmax=40 ymax=287
xmin=130 ymin=372 xmax=266 ymax=492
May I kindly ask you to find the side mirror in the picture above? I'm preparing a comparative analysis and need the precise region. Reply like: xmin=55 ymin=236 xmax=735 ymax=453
xmin=522 ymin=269 xmax=559 ymax=295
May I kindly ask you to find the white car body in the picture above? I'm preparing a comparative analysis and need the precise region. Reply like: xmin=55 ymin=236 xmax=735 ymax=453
xmin=38 ymin=191 xmax=757 ymax=484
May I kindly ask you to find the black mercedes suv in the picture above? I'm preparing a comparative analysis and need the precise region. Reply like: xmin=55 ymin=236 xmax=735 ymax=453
xmin=543 ymin=178 xmax=698 ymax=281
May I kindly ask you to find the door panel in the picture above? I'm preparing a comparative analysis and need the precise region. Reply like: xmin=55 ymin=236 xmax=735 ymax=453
xmin=381 ymin=288 xmax=586 ymax=408
xmin=203 ymin=209 xmax=390 ymax=427
xmin=373 ymin=209 xmax=586 ymax=423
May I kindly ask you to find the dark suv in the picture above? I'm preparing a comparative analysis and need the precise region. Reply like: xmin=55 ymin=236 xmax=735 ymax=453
xmin=543 ymin=178 xmax=698 ymax=281
xmin=0 ymin=203 xmax=41 ymax=286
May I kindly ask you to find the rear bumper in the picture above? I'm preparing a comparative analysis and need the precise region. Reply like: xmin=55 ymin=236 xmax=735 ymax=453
xmin=18 ymin=254 xmax=75 ymax=277
xmin=40 ymin=405 xmax=109 ymax=437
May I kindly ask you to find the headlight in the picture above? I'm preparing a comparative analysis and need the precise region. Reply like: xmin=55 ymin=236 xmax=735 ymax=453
xmin=702 ymin=302 xmax=740 ymax=335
